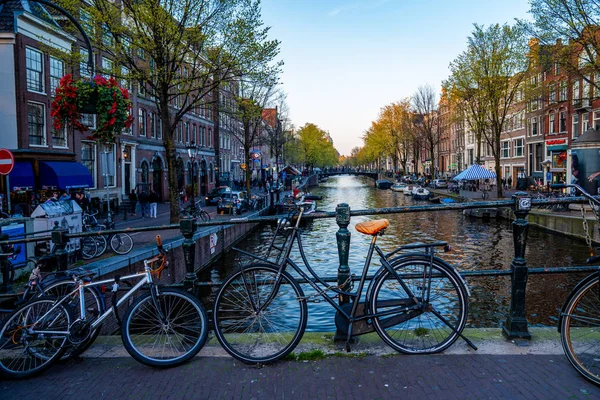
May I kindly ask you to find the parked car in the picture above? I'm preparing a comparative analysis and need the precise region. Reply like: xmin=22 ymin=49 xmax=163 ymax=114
xmin=432 ymin=179 xmax=449 ymax=189
xmin=205 ymin=186 xmax=231 ymax=206
xmin=217 ymin=191 xmax=249 ymax=215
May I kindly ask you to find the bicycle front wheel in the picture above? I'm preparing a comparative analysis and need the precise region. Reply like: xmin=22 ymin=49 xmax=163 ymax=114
xmin=110 ymin=233 xmax=134 ymax=255
xmin=0 ymin=297 xmax=72 ymax=379
xmin=121 ymin=288 xmax=208 ymax=368
xmin=561 ymin=275 xmax=600 ymax=385
xmin=370 ymin=257 xmax=468 ymax=354
xmin=213 ymin=265 xmax=307 ymax=364
xmin=80 ymin=237 xmax=97 ymax=260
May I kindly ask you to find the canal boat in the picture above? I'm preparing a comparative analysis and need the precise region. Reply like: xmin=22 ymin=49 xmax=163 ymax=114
xmin=390 ymin=182 xmax=408 ymax=192
xmin=402 ymin=185 xmax=412 ymax=195
xmin=376 ymin=179 xmax=393 ymax=190
xmin=318 ymin=176 xmax=329 ymax=183
xmin=411 ymin=186 xmax=431 ymax=200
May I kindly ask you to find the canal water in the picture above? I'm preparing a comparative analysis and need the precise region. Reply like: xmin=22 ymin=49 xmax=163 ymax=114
xmin=201 ymin=175 xmax=592 ymax=330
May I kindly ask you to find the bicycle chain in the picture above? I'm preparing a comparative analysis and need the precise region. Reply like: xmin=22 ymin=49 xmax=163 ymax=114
xmin=296 ymin=274 xmax=354 ymax=302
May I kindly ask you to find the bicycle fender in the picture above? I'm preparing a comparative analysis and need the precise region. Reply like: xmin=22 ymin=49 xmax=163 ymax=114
xmin=557 ymin=271 xmax=598 ymax=333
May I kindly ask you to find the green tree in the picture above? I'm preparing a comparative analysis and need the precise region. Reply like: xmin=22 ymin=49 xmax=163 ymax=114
xmin=445 ymin=23 xmax=529 ymax=197
xmin=60 ymin=0 xmax=282 ymax=222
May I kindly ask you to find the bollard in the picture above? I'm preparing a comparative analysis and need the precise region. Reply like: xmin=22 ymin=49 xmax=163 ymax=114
xmin=180 ymin=217 xmax=198 ymax=291
xmin=51 ymin=229 xmax=69 ymax=272
xmin=503 ymin=192 xmax=532 ymax=339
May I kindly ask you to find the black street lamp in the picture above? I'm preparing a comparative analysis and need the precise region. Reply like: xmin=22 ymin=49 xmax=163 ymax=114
xmin=186 ymin=141 xmax=199 ymax=215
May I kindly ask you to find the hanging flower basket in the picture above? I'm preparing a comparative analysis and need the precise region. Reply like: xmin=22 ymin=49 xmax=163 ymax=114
xmin=51 ymin=74 xmax=134 ymax=143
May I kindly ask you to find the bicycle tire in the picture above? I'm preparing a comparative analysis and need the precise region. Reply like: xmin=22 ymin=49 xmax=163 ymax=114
xmin=93 ymin=235 xmax=108 ymax=257
xmin=121 ymin=288 xmax=208 ymax=368
xmin=0 ymin=296 xmax=72 ymax=379
xmin=481 ymin=191 xmax=489 ymax=199
xmin=213 ymin=265 xmax=307 ymax=364
xmin=370 ymin=257 xmax=468 ymax=354
xmin=80 ymin=237 xmax=97 ymax=260
xmin=110 ymin=233 xmax=134 ymax=255
xmin=42 ymin=278 xmax=104 ymax=359
xmin=199 ymin=210 xmax=211 ymax=222
xmin=560 ymin=275 xmax=600 ymax=385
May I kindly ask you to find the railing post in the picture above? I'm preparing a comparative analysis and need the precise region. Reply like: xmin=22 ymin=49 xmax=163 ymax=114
xmin=180 ymin=217 xmax=198 ymax=291
xmin=336 ymin=203 xmax=351 ymax=304
xmin=503 ymin=191 xmax=532 ymax=339
xmin=51 ymin=229 xmax=69 ymax=272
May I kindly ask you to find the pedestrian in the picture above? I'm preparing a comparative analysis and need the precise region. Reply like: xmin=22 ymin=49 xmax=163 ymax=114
xmin=45 ymin=191 xmax=59 ymax=203
xmin=138 ymin=191 xmax=149 ymax=218
xmin=507 ymin=176 xmax=512 ymax=189
xmin=501 ymin=177 xmax=506 ymax=189
xmin=129 ymin=189 xmax=138 ymax=216
xmin=149 ymin=190 xmax=159 ymax=218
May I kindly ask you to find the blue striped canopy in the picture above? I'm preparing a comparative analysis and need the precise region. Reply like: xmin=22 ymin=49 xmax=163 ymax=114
xmin=453 ymin=164 xmax=496 ymax=181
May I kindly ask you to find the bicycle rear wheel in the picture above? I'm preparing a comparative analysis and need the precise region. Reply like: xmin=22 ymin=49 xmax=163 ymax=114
xmin=199 ymin=210 xmax=211 ymax=222
xmin=561 ymin=275 xmax=600 ymax=385
xmin=121 ymin=288 xmax=208 ymax=368
xmin=42 ymin=278 xmax=104 ymax=359
xmin=213 ymin=265 xmax=307 ymax=364
xmin=0 ymin=297 xmax=72 ymax=379
xmin=370 ymin=257 xmax=468 ymax=354
xmin=110 ymin=233 xmax=133 ymax=255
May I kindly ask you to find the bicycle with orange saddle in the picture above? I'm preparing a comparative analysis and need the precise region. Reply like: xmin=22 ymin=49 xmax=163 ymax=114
xmin=213 ymin=203 xmax=475 ymax=365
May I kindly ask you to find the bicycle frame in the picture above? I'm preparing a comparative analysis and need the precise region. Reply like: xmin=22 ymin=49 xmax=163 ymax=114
xmin=25 ymin=256 xmax=162 ymax=336
xmin=234 ymin=208 xmax=440 ymax=327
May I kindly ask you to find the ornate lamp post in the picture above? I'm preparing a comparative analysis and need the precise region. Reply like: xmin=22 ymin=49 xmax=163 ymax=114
xmin=186 ymin=141 xmax=199 ymax=215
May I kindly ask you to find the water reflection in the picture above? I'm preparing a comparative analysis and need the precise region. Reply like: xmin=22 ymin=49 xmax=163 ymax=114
xmin=201 ymin=175 xmax=590 ymax=330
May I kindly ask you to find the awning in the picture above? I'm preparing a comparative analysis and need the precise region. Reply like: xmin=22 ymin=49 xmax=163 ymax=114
xmin=453 ymin=164 xmax=496 ymax=181
xmin=8 ymin=161 xmax=34 ymax=191
xmin=39 ymin=161 xmax=93 ymax=190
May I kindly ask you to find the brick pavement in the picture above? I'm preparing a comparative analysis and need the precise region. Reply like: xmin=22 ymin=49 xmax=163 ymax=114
xmin=1 ymin=354 xmax=599 ymax=399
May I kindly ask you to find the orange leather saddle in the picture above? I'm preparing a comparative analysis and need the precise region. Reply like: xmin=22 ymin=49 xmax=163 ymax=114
xmin=355 ymin=219 xmax=389 ymax=236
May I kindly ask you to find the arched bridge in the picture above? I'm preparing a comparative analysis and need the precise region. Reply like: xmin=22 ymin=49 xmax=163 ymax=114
xmin=318 ymin=170 xmax=379 ymax=181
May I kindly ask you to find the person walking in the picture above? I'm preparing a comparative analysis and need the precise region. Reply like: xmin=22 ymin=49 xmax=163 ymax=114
xmin=129 ymin=189 xmax=138 ymax=216
xmin=507 ymin=176 xmax=513 ymax=189
xmin=138 ymin=191 xmax=149 ymax=218
xmin=149 ymin=190 xmax=159 ymax=218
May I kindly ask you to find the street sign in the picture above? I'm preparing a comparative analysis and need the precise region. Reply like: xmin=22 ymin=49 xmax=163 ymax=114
xmin=0 ymin=148 xmax=14 ymax=175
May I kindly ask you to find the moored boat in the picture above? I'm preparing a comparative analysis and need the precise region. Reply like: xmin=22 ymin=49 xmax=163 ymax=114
xmin=391 ymin=182 xmax=408 ymax=192
xmin=376 ymin=179 xmax=393 ymax=189
xmin=412 ymin=186 xmax=431 ymax=200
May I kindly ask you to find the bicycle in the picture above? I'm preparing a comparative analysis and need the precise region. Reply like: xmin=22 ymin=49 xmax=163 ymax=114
xmin=0 ymin=236 xmax=209 ymax=379
xmin=179 ymin=199 xmax=211 ymax=222
xmin=82 ymin=211 xmax=134 ymax=256
xmin=555 ymin=183 xmax=600 ymax=385
xmin=213 ymin=203 xmax=474 ymax=364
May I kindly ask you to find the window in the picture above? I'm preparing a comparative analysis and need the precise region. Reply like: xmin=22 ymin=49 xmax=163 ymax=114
xmin=101 ymin=57 xmax=113 ymax=78
xmin=80 ymin=10 xmax=93 ymax=37
xmin=560 ymin=111 xmax=567 ymax=132
xmin=514 ymin=138 xmax=524 ymax=157
xmin=81 ymin=141 xmax=97 ymax=189
xmin=208 ymin=128 xmax=212 ymax=147
xmin=137 ymin=47 xmax=146 ymax=60
xmin=555 ymin=61 xmax=560 ymax=75
xmin=177 ymin=123 xmax=182 ymax=142
xmin=185 ymin=122 xmax=190 ymax=143
xmin=28 ymin=103 xmax=45 ymax=146
xmin=80 ymin=48 xmax=92 ymax=78
xmin=200 ymin=126 xmax=205 ymax=146
xmin=549 ymin=83 xmax=556 ymax=103
xmin=535 ymin=143 xmax=543 ymax=172
xmin=101 ymin=24 xmax=113 ymax=47
xmin=192 ymin=124 xmax=197 ymax=144
xmin=150 ymin=112 xmax=156 ymax=138
xmin=529 ymin=116 xmax=538 ymax=136
xmin=158 ymin=118 xmax=162 ymax=139
xmin=121 ymin=66 xmax=130 ymax=90
xmin=49 ymin=57 xmax=64 ymax=95
xmin=138 ymin=109 xmax=146 ymax=136
xmin=121 ymin=35 xmax=132 ymax=56
xmin=573 ymin=80 xmax=581 ymax=103
xmin=105 ymin=144 xmax=117 ymax=187
xmin=501 ymin=141 xmax=510 ymax=158
xmin=138 ymin=80 xmax=146 ymax=98
xmin=81 ymin=114 xmax=95 ymax=129
xmin=573 ymin=114 xmax=580 ymax=139
xmin=26 ymin=48 xmax=43 ymax=92
xmin=560 ymin=81 xmax=567 ymax=101
xmin=583 ymin=112 xmax=590 ymax=132
xmin=52 ymin=126 xmax=67 ymax=147
xmin=583 ymin=76 xmax=591 ymax=105
xmin=549 ymin=113 xmax=556 ymax=134
xmin=594 ymin=110 xmax=600 ymax=130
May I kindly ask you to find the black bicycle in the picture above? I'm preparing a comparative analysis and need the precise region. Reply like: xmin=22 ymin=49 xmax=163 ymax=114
xmin=213 ymin=203 xmax=473 ymax=364
xmin=555 ymin=183 xmax=600 ymax=385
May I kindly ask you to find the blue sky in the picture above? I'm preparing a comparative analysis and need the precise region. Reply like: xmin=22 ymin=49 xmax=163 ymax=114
xmin=260 ymin=0 xmax=532 ymax=156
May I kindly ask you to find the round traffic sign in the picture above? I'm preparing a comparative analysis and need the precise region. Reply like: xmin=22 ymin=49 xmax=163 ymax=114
xmin=0 ymin=148 xmax=14 ymax=175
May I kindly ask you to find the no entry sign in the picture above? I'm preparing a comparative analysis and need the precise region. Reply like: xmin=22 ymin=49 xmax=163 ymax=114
xmin=0 ymin=149 xmax=15 ymax=175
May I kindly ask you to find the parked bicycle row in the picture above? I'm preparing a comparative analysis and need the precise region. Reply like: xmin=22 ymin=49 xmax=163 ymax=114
xmin=80 ymin=211 xmax=134 ymax=260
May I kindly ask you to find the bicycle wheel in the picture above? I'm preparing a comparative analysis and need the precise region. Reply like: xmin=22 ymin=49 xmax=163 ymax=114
xmin=213 ymin=265 xmax=307 ymax=364
xmin=0 ymin=297 xmax=72 ymax=379
xmin=199 ymin=210 xmax=211 ymax=222
xmin=80 ymin=237 xmax=97 ymax=260
xmin=93 ymin=235 xmax=108 ymax=257
xmin=42 ymin=278 xmax=104 ymax=359
xmin=370 ymin=257 xmax=468 ymax=354
xmin=110 ymin=233 xmax=134 ymax=255
xmin=561 ymin=275 xmax=600 ymax=385
xmin=121 ymin=288 xmax=208 ymax=368
xmin=482 ymin=191 xmax=489 ymax=199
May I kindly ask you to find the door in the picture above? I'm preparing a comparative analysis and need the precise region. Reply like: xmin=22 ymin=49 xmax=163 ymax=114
xmin=152 ymin=158 xmax=163 ymax=201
